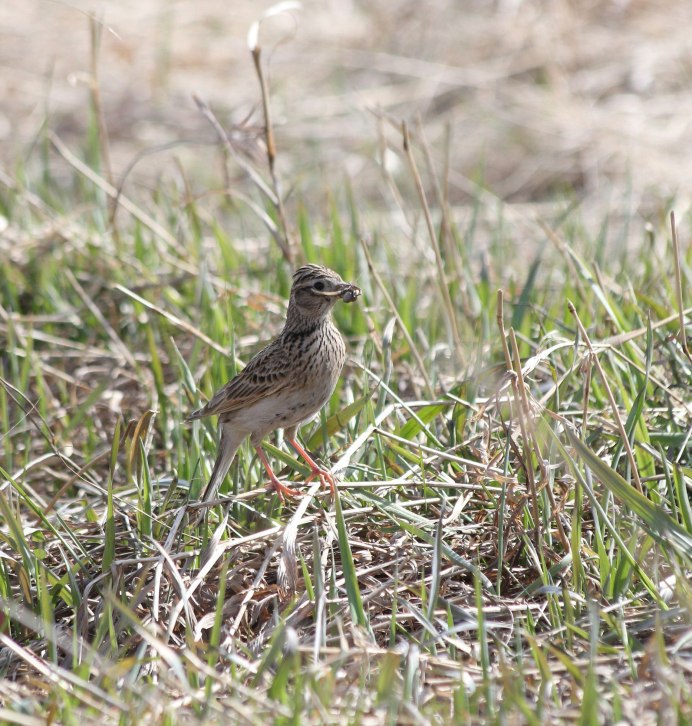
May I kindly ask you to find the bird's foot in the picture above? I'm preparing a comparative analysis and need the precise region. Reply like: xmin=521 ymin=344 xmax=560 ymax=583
xmin=305 ymin=467 xmax=336 ymax=494
xmin=265 ymin=476 xmax=303 ymax=502
xmin=255 ymin=444 xmax=303 ymax=502
xmin=285 ymin=438 xmax=336 ymax=495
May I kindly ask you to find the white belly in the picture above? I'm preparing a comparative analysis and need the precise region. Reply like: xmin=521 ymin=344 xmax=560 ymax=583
xmin=231 ymin=376 xmax=336 ymax=440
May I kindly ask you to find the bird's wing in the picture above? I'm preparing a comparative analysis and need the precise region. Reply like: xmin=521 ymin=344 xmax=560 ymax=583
xmin=188 ymin=338 xmax=302 ymax=420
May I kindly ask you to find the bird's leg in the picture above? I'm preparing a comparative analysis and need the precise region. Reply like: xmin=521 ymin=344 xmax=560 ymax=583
xmin=254 ymin=446 xmax=302 ymax=501
xmin=287 ymin=438 xmax=336 ymax=494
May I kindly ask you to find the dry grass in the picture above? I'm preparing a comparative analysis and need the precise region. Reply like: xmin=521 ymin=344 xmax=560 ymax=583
xmin=4 ymin=1 xmax=692 ymax=214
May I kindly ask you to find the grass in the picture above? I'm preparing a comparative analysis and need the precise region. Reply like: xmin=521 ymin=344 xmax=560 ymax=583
xmin=1 ymin=26 xmax=692 ymax=725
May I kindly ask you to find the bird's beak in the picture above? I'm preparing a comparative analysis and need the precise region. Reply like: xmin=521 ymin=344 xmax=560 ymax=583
xmin=316 ymin=282 xmax=361 ymax=302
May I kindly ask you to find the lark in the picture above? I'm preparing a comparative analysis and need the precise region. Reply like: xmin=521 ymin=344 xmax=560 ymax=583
xmin=187 ymin=264 xmax=360 ymax=502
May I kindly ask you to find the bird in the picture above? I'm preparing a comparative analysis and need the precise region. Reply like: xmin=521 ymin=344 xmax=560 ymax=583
xmin=187 ymin=264 xmax=361 ymax=503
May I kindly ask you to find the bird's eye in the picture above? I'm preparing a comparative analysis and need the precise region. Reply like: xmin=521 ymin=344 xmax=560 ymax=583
xmin=313 ymin=281 xmax=325 ymax=291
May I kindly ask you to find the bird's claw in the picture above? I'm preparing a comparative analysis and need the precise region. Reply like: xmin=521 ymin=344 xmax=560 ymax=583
xmin=305 ymin=467 xmax=336 ymax=494
xmin=266 ymin=478 xmax=303 ymax=502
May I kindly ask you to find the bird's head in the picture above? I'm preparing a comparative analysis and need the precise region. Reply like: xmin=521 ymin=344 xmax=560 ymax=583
xmin=288 ymin=264 xmax=360 ymax=322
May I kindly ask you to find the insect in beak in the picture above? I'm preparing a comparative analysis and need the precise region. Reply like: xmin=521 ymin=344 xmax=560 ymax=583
xmin=340 ymin=284 xmax=361 ymax=303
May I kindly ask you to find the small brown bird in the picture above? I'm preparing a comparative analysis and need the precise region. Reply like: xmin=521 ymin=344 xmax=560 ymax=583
xmin=187 ymin=264 xmax=360 ymax=502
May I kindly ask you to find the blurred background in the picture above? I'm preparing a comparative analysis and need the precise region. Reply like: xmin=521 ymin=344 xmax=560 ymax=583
xmin=3 ymin=0 xmax=692 ymax=235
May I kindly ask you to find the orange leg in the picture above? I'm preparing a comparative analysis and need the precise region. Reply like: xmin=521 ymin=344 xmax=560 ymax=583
xmin=287 ymin=438 xmax=336 ymax=494
xmin=254 ymin=446 xmax=302 ymax=501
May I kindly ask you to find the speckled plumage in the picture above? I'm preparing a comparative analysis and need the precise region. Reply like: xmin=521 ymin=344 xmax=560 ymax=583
xmin=188 ymin=264 xmax=360 ymax=502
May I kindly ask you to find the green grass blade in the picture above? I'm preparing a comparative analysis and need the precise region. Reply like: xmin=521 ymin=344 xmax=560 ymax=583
xmin=566 ymin=428 xmax=692 ymax=561
xmin=102 ymin=418 xmax=121 ymax=573
xmin=334 ymin=489 xmax=369 ymax=631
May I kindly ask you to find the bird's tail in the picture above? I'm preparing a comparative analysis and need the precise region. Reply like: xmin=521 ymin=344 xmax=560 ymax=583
xmin=200 ymin=423 xmax=244 ymax=503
